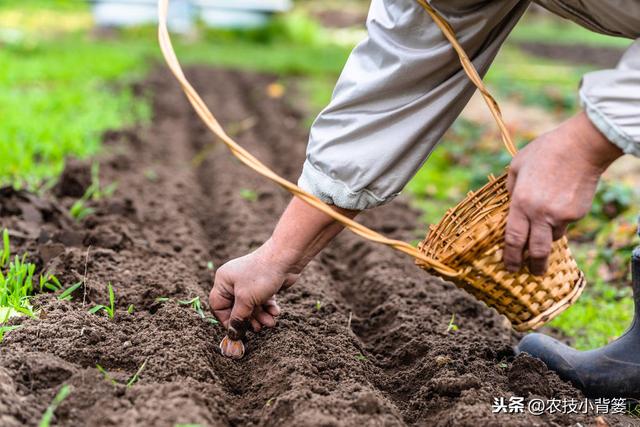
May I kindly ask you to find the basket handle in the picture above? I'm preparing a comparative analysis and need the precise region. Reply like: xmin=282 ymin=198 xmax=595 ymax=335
xmin=157 ymin=0 xmax=515 ymax=278
xmin=416 ymin=0 xmax=517 ymax=156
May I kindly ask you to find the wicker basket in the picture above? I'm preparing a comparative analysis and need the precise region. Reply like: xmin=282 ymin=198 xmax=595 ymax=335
xmin=417 ymin=173 xmax=586 ymax=331
xmin=159 ymin=0 xmax=587 ymax=333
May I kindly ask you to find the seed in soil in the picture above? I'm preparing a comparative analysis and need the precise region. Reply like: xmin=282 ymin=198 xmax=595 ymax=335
xmin=219 ymin=335 xmax=245 ymax=359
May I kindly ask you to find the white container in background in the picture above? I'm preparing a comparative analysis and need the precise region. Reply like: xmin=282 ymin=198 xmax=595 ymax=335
xmin=92 ymin=0 xmax=194 ymax=33
xmin=91 ymin=0 xmax=292 ymax=31
xmin=192 ymin=0 xmax=291 ymax=29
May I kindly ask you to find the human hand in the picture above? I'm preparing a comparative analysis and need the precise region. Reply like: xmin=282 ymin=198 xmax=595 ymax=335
xmin=210 ymin=239 xmax=300 ymax=335
xmin=504 ymin=112 xmax=623 ymax=275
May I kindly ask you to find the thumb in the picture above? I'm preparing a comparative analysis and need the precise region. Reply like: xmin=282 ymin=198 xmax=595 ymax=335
xmin=228 ymin=296 xmax=253 ymax=340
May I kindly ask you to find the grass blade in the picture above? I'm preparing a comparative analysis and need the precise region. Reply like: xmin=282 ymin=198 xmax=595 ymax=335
xmin=38 ymin=384 xmax=71 ymax=427
xmin=58 ymin=282 xmax=83 ymax=301
xmin=126 ymin=358 xmax=148 ymax=388
xmin=108 ymin=283 xmax=115 ymax=311
xmin=88 ymin=305 xmax=105 ymax=314
xmin=1 ymin=229 xmax=9 ymax=267
xmin=96 ymin=364 xmax=117 ymax=386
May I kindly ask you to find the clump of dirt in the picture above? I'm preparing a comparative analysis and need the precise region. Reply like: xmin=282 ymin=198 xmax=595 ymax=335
xmin=53 ymin=158 xmax=92 ymax=198
xmin=0 ymin=66 xmax=634 ymax=426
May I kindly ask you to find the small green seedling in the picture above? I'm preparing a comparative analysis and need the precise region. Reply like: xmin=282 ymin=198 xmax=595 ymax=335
xmin=178 ymin=296 xmax=205 ymax=318
xmin=355 ymin=354 xmax=367 ymax=361
xmin=127 ymin=304 xmax=135 ymax=314
xmin=69 ymin=164 xmax=117 ymax=221
xmin=96 ymin=359 xmax=147 ymax=388
xmin=69 ymin=200 xmax=95 ymax=221
xmin=89 ymin=283 xmax=116 ymax=319
xmin=155 ymin=297 xmax=170 ymax=303
xmin=40 ymin=273 xmax=62 ymax=292
xmin=0 ymin=229 xmax=38 ymax=319
xmin=126 ymin=359 xmax=147 ymax=388
xmin=206 ymin=316 xmax=219 ymax=325
xmin=88 ymin=163 xmax=118 ymax=200
xmin=1 ymin=229 xmax=10 ymax=267
xmin=143 ymin=168 xmax=158 ymax=182
xmin=206 ymin=261 xmax=215 ymax=270
xmin=38 ymin=384 xmax=71 ymax=427
xmin=96 ymin=364 xmax=117 ymax=386
xmin=57 ymin=282 xmax=83 ymax=301
xmin=446 ymin=314 xmax=459 ymax=333
xmin=239 ymin=189 xmax=258 ymax=202
xmin=498 ymin=362 xmax=508 ymax=369
xmin=265 ymin=397 xmax=275 ymax=407
xmin=314 ymin=300 xmax=322 ymax=311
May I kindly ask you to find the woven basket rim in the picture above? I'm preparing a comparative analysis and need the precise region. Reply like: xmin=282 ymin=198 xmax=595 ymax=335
xmin=512 ymin=271 xmax=586 ymax=331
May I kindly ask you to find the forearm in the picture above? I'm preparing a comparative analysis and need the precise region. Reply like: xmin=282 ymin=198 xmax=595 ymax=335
xmin=265 ymin=197 xmax=359 ymax=274
xmin=566 ymin=111 xmax=623 ymax=171
xmin=299 ymin=0 xmax=528 ymax=211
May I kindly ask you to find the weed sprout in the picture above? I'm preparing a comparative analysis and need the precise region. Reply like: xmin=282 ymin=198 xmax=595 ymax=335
xmin=89 ymin=282 xmax=116 ymax=319
xmin=38 ymin=384 xmax=71 ymax=427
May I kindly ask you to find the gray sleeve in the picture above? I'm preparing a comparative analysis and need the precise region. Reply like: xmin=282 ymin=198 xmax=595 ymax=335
xmin=580 ymin=39 xmax=640 ymax=157
xmin=298 ymin=0 xmax=529 ymax=210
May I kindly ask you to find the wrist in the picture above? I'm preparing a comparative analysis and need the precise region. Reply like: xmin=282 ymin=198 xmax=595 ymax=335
xmin=570 ymin=111 xmax=623 ymax=172
xmin=259 ymin=237 xmax=307 ymax=275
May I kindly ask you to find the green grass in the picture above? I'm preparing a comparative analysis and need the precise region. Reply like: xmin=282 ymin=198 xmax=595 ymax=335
xmin=485 ymin=44 xmax=591 ymax=111
xmin=0 ymin=33 xmax=152 ymax=189
xmin=0 ymin=2 xmax=349 ymax=190
xmin=0 ymin=229 xmax=60 ymax=320
xmin=549 ymin=283 xmax=633 ymax=350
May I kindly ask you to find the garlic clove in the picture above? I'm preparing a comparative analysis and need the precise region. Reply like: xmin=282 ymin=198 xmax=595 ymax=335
xmin=219 ymin=335 xmax=245 ymax=359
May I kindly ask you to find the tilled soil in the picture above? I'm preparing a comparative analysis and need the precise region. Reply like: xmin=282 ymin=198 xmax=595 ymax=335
xmin=0 ymin=66 xmax=636 ymax=427
xmin=516 ymin=42 xmax=627 ymax=68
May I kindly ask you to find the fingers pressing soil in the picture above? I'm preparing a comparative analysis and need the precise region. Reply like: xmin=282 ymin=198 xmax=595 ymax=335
xmin=0 ymin=66 xmax=634 ymax=426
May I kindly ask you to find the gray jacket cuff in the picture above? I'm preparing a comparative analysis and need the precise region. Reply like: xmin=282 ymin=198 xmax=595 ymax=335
xmin=581 ymin=94 xmax=640 ymax=157
xmin=298 ymin=160 xmax=395 ymax=210
xmin=578 ymin=39 xmax=640 ymax=158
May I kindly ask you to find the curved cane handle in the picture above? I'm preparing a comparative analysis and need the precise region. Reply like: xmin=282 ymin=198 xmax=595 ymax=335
xmin=157 ymin=0 xmax=514 ymax=278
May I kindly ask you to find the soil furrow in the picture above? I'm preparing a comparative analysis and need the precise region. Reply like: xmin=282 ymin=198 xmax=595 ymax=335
xmin=0 ymin=66 xmax=635 ymax=427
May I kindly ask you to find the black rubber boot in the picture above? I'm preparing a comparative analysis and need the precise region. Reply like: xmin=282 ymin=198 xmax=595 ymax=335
xmin=516 ymin=226 xmax=640 ymax=398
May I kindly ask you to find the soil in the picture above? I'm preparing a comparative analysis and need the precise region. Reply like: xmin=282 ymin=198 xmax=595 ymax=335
xmin=0 ymin=66 xmax=637 ymax=427
xmin=311 ymin=10 xmax=366 ymax=29
xmin=516 ymin=42 xmax=627 ymax=68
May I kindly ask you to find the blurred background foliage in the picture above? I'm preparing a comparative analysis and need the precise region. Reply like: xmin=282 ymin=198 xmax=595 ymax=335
xmin=1 ymin=0 xmax=638 ymax=349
